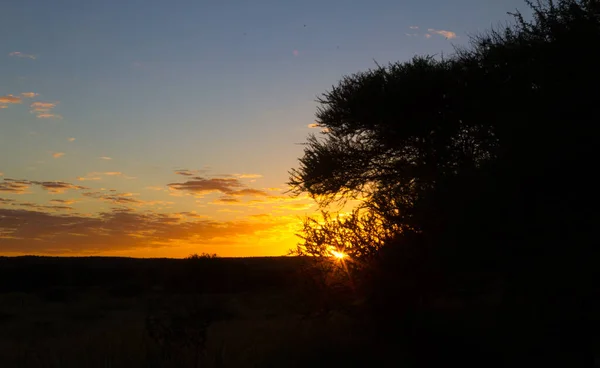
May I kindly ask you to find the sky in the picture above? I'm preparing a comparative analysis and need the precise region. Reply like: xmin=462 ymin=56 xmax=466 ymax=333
xmin=0 ymin=0 xmax=527 ymax=257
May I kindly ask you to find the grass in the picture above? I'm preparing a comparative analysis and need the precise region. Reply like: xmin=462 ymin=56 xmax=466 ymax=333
xmin=0 ymin=257 xmax=399 ymax=368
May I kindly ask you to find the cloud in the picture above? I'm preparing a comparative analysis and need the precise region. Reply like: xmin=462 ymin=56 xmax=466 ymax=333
xmin=0 ymin=207 xmax=301 ymax=255
xmin=174 ymin=170 xmax=195 ymax=176
xmin=49 ymin=199 xmax=77 ymax=205
xmin=211 ymin=197 xmax=242 ymax=205
xmin=68 ymin=137 xmax=76 ymax=142
xmin=21 ymin=92 xmax=38 ymax=98
xmin=173 ymin=169 xmax=209 ymax=177
xmin=308 ymin=123 xmax=320 ymax=128
xmin=0 ymin=95 xmax=23 ymax=104
xmin=99 ymin=156 xmax=112 ymax=160
xmin=30 ymin=101 xmax=57 ymax=112
xmin=0 ymin=179 xmax=31 ymax=194
xmin=0 ymin=179 xmax=88 ymax=195
xmin=52 ymin=152 xmax=65 ymax=158
xmin=229 ymin=188 xmax=269 ymax=197
xmin=77 ymin=175 xmax=101 ymax=181
xmin=145 ymin=186 xmax=164 ymax=191
xmin=9 ymin=51 xmax=36 ymax=60
xmin=409 ymin=26 xmax=419 ymax=29
xmin=168 ymin=176 xmax=272 ymax=200
xmin=34 ymin=181 xmax=88 ymax=194
xmin=168 ymin=177 xmax=245 ymax=195
xmin=235 ymin=173 xmax=263 ymax=179
xmin=82 ymin=190 xmax=172 ymax=207
xmin=424 ymin=34 xmax=432 ymax=39
xmin=30 ymin=101 xmax=61 ymax=119
xmin=427 ymin=29 xmax=458 ymax=39
xmin=293 ymin=50 xmax=299 ymax=56
xmin=11 ymin=201 xmax=73 ymax=212
xmin=36 ymin=113 xmax=62 ymax=119
xmin=76 ymin=171 xmax=134 ymax=181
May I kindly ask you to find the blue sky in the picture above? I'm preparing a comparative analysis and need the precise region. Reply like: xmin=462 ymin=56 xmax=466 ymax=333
xmin=0 ymin=0 xmax=528 ymax=257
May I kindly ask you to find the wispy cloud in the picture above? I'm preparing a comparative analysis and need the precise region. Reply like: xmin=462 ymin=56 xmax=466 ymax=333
xmin=0 ymin=95 xmax=22 ymax=109
xmin=409 ymin=26 xmax=419 ymax=29
xmin=145 ymin=186 xmax=164 ymax=191
xmin=99 ymin=156 xmax=112 ymax=160
xmin=49 ymin=199 xmax=77 ymax=205
xmin=68 ymin=137 xmax=76 ymax=142
xmin=168 ymin=177 xmax=245 ymax=195
xmin=76 ymin=174 xmax=101 ymax=181
xmin=34 ymin=181 xmax=88 ymax=194
xmin=0 ymin=180 xmax=31 ymax=194
xmin=52 ymin=152 xmax=65 ymax=158
xmin=427 ymin=28 xmax=458 ymax=39
xmin=77 ymin=171 xmax=134 ymax=181
xmin=21 ymin=92 xmax=38 ymax=98
xmin=9 ymin=51 xmax=36 ymax=60
xmin=0 ymin=207 xmax=297 ymax=255
xmin=30 ymin=101 xmax=61 ymax=119
xmin=235 ymin=173 xmax=263 ymax=179
xmin=424 ymin=34 xmax=432 ymax=39
xmin=307 ymin=123 xmax=320 ymax=128
xmin=1 ymin=179 xmax=87 ymax=194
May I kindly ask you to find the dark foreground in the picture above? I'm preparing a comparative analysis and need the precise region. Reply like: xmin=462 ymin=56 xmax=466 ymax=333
xmin=0 ymin=256 xmax=393 ymax=368
xmin=0 ymin=256 xmax=595 ymax=367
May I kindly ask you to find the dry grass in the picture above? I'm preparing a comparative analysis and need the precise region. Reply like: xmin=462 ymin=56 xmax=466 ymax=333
xmin=0 ymin=289 xmax=389 ymax=368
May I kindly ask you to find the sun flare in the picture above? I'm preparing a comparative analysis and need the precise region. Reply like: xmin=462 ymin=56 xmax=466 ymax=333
xmin=330 ymin=250 xmax=347 ymax=260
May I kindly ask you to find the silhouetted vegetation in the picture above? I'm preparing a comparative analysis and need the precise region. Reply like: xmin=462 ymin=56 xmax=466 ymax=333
xmin=1 ymin=1 xmax=598 ymax=367
xmin=290 ymin=0 xmax=598 ymax=366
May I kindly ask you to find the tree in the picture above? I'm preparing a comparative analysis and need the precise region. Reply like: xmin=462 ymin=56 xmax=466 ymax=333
xmin=289 ymin=1 xmax=598 ymax=364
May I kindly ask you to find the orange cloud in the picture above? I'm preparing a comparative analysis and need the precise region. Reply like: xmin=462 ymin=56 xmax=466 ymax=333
xmin=427 ymin=29 xmax=458 ymax=39
xmin=30 ymin=101 xmax=61 ymax=119
xmin=68 ymin=137 xmax=76 ymax=142
xmin=168 ymin=177 xmax=245 ymax=195
xmin=211 ymin=197 xmax=242 ymax=205
xmin=145 ymin=186 xmax=164 ymax=191
xmin=99 ymin=156 xmax=112 ymax=160
xmin=30 ymin=101 xmax=57 ymax=112
xmin=33 ymin=181 xmax=88 ymax=194
xmin=0 ymin=95 xmax=22 ymax=104
xmin=0 ymin=207 xmax=299 ymax=256
xmin=49 ymin=199 xmax=77 ymax=205
xmin=308 ymin=123 xmax=320 ymax=128
xmin=9 ymin=51 xmax=36 ymax=60
xmin=235 ymin=173 xmax=263 ymax=179
xmin=52 ymin=152 xmax=65 ymax=158
xmin=21 ymin=92 xmax=38 ymax=98
xmin=0 ymin=180 xmax=31 ymax=194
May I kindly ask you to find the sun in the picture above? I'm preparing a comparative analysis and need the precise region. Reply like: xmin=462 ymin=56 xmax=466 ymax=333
xmin=330 ymin=250 xmax=347 ymax=260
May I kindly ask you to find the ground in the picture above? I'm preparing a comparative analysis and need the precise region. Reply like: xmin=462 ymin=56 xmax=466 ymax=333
xmin=0 ymin=256 xmax=395 ymax=368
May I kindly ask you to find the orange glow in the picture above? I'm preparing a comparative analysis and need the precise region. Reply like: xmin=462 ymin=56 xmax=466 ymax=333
xmin=330 ymin=250 xmax=347 ymax=260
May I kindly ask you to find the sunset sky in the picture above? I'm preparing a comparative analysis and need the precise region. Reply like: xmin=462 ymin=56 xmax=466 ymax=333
xmin=1 ymin=0 xmax=526 ymax=257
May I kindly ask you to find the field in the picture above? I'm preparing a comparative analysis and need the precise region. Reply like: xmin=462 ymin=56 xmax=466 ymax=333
xmin=0 ymin=256 xmax=394 ymax=368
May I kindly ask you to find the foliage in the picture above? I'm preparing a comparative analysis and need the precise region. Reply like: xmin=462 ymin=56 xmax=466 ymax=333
xmin=289 ymin=0 xmax=597 ymax=364
xmin=185 ymin=253 xmax=219 ymax=260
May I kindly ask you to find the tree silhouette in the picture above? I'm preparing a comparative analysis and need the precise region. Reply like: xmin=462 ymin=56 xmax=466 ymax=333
xmin=289 ymin=0 xmax=597 ymax=365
